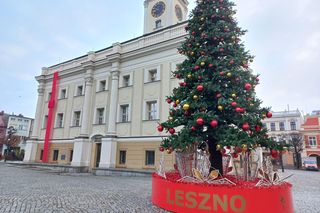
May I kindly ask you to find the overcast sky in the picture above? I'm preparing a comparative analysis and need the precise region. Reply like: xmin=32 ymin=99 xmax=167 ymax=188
xmin=0 ymin=0 xmax=319 ymax=118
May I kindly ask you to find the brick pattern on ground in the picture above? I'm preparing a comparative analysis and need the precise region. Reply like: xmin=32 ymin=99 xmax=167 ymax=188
xmin=0 ymin=163 xmax=319 ymax=213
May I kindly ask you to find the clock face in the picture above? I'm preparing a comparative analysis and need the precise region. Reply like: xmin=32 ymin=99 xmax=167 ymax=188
xmin=175 ymin=5 xmax=183 ymax=21
xmin=151 ymin=1 xmax=166 ymax=18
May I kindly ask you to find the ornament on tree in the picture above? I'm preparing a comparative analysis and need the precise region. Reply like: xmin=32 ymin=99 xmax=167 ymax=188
xmin=157 ymin=125 xmax=164 ymax=132
xmin=244 ymin=83 xmax=252 ymax=90
xmin=242 ymin=123 xmax=250 ymax=131
xmin=183 ymin=104 xmax=190 ymax=111
xmin=196 ymin=118 xmax=204 ymax=125
xmin=168 ymin=128 xmax=175 ymax=134
xmin=266 ymin=111 xmax=273 ymax=118
xmin=210 ymin=120 xmax=218 ymax=128
xmin=197 ymin=85 xmax=204 ymax=92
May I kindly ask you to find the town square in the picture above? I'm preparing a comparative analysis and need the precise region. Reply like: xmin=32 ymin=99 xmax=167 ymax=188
xmin=0 ymin=0 xmax=320 ymax=212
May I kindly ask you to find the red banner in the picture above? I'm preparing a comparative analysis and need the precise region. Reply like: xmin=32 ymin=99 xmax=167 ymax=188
xmin=152 ymin=173 xmax=293 ymax=213
xmin=43 ymin=72 xmax=59 ymax=163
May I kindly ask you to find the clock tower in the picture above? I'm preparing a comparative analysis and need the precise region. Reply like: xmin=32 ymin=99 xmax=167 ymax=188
xmin=144 ymin=0 xmax=189 ymax=34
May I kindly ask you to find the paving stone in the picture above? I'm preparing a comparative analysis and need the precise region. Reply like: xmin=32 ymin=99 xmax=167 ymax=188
xmin=0 ymin=163 xmax=318 ymax=212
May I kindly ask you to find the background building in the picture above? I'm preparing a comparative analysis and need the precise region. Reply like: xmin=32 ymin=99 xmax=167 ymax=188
xmin=301 ymin=114 xmax=320 ymax=167
xmin=262 ymin=109 xmax=304 ymax=168
xmin=24 ymin=0 xmax=189 ymax=171
xmin=0 ymin=111 xmax=9 ymax=154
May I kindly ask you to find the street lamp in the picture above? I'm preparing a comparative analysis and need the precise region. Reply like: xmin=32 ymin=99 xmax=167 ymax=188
xmin=4 ymin=126 xmax=17 ymax=162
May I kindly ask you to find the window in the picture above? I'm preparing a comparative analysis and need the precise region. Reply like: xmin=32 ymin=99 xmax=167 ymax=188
xmin=18 ymin=125 xmax=27 ymax=131
xmin=73 ymin=111 xmax=81 ymax=127
xmin=69 ymin=150 xmax=73 ymax=162
xmin=18 ymin=119 xmax=22 ymax=122
xmin=60 ymin=89 xmax=67 ymax=99
xmin=120 ymin=105 xmax=129 ymax=122
xmin=149 ymin=69 xmax=158 ymax=82
xmin=53 ymin=150 xmax=59 ymax=161
xmin=47 ymin=92 xmax=52 ymax=101
xmin=56 ymin=113 xmax=64 ymax=128
xmin=40 ymin=149 xmax=43 ymax=160
xmin=43 ymin=115 xmax=48 ymax=128
xmin=145 ymin=150 xmax=155 ymax=166
xmin=96 ymin=108 xmax=105 ymax=124
xmin=11 ymin=118 xmax=15 ymax=121
xmin=279 ymin=122 xmax=285 ymax=131
xmin=290 ymin=121 xmax=296 ymax=130
xmin=270 ymin=123 xmax=276 ymax=131
xmin=76 ymin=85 xmax=83 ymax=96
xmin=123 ymin=75 xmax=130 ymax=87
xmin=99 ymin=80 xmax=106 ymax=91
xmin=309 ymin=137 xmax=317 ymax=147
xmin=146 ymin=101 xmax=157 ymax=120
xmin=155 ymin=20 xmax=162 ymax=29
xmin=119 ymin=150 xmax=126 ymax=165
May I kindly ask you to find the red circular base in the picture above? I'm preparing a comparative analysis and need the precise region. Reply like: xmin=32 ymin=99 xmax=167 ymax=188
xmin=152 ymin=172 xmax=293 ymax=213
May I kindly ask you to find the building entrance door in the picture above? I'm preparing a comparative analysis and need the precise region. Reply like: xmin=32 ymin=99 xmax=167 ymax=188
xmin=95 ymin=143 xmax=101 ymax=168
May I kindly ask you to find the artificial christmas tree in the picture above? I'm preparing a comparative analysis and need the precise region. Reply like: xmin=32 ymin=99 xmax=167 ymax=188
xmin=152 ymin=0 xmax=293 ymax=212
xmin=158 ymin=0 xmax=286 ymax=175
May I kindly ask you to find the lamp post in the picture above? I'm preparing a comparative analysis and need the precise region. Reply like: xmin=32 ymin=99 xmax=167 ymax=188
xmin=4 ymin=126 xmax=17 ymax=162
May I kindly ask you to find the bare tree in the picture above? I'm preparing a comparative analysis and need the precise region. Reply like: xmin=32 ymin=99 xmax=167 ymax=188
xmin=288 ymin=133 xmax=304 ymax=169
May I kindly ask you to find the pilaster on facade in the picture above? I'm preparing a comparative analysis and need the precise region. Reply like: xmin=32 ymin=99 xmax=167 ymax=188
xmin=23 ymin=140 xmax=38 ymax=162
xmin=107 ymin=62 xmax=120 ymax=135
xmin=71 ymin=137 xmax=92 ymax=167
xmin=79 ymin=66 xmax=94 ymax=137
xmin=99 ymin=136 xmax=117 ymax=168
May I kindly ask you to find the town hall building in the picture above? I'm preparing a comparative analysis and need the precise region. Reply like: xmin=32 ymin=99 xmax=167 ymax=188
xmin=24 ymin=0 xmax=189 ymax=172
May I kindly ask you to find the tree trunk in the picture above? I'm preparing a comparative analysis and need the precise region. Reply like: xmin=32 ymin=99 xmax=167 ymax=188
xmin=208 ymin=137 xmax=223 ymax=175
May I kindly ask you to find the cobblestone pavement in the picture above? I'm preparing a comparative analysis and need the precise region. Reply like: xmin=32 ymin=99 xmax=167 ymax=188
xmin=0 ymin=163 xmax=319 ymax=213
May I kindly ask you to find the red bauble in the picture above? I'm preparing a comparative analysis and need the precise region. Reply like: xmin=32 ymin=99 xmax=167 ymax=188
xmin=197 ymin=85 xmax=204 ymax=92
xmin=173 ymin=103 xmax=177 ymax=108
xmin=255 ymin=125 xmax=262 ymax=132
xmin=195 ymin=65 xmax=200 ymax=70
xmin=230 ymin=59 xmax=235 ymax=65
xmin=244 ymin=83 xmax=252 ymax=90
xmin=231 ymin=102 xmax=237 ymax=107
xmin=191 ymin=126 xmax=197 ymax=131
xmin=210 ymin=120 xmax=218 ymax=128
xmin=235 ymin=107 xmax=243 ymax=113
xmin=208 ymin=63 xmax=213 ymax=68
xmin=271 ymin=150 xmax=279 ymax=158
xmin=198 ymin=76 xmax=202 ymax=80
xmin=196 ymin=118 xmax=204 ymax=125
xmin=169 ymin=128 xmax=175 ymax=134
xmin=216 ymin=93 xmax=222 ymax=98
xmin=242 ymin=123 xmax=250 ymax=131
xmin=219 ymin=71 xmax=225 ymax=76
xmin=219 ymin=48 xmax=224 ymax=52
xmin=159 ymin=147 xmax=164 ymax=152
xmin=157 ymin=125 xmax=164 ymax=132
xmin=266 ymin=111 xmax=273 ymax=118
xmin=192 ymin=31 xmax=196 ymax=35
xmin=166 ymin=99 xmax=172 ymax=104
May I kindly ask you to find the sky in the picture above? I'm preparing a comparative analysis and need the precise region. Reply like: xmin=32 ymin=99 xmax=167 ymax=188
xmin=0 ymin=0 xmax=319 ymax=118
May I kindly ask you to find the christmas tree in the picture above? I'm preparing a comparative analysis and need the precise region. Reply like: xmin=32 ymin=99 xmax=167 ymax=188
xmin=158 ymin=0 xmax=285 ymax=175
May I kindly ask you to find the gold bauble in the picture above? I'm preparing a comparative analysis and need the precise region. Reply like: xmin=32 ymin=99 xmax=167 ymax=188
xmin=168 ymin=116 xmax=173 ymax=121
xmin=216 ymin=144 xmax=221 ymax=150
xmin=218 ymin=105 xmax=223 ymax=111
xmin=191 ymin=52 xmax=195 ymax=56
xmin=201 ymin=17 xmax=205 ymax=21
xmin=176 ymin=99 xmax=180 ymax=104
xmin=250 ymin=103 xmax=254 ymax=106
xmin=193 ymin=95 xmax=199 ymax=100
xmin=231 ymin=93 xmax=237 ymax=98
xmin=227 ymin=72 xmax=232 ymax=77
xmin=183 ymin=104 xmax=190 ymax=111
xmin=200 ymin=61 xmax=205 ymax=66
xmin=187 ymin=74 xmax=192 ymax=78
xmin=196 ymin=43 xmax=200 ymax=47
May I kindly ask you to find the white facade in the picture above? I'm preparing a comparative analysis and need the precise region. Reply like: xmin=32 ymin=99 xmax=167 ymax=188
xmin=2 ymin=115 xmax=33 ymax=155
xmin=24 ymin=1 xmax=189 ymax=170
